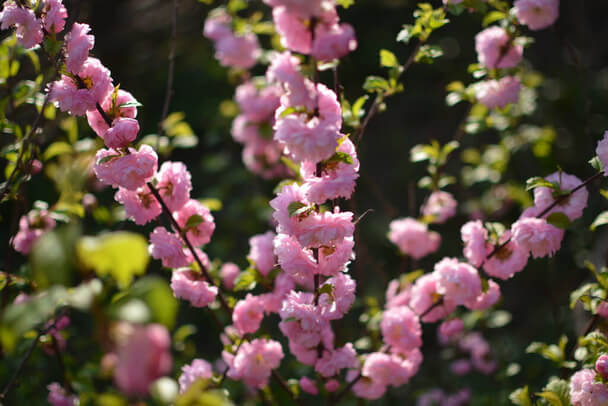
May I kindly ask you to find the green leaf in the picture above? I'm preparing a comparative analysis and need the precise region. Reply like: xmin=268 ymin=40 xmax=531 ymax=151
xmin=233 ymin=268 xmax=257 ymax=292
xmin=525 ymin=176 xmax=554 ymax=191
xmin=352 ymin=95 xmax=368 ymax=118
xmin=325 ymin=151 xmax=354 ymax=166
xmin=200 ymin=198 xmax=222 ymax=211
xmin=546 ymin=212 xmax=571 ymax=229
xmin=396 ymin=25 xmax=414 ymax=44
xmin=590 ymin=211 xmax=608 ymax=231
xmin=415 ymin=45 xmax=444 ymax=64
xmin=336 ymin=0 xmax=355 ymax=8
xmin=127 ymin=276 xmax=178 ymax=328
xmin=30 ymin=224 xmax=80 ymax=289
xmin=482 ymin=11 xmax=507 ymax=27
xmin=97 ymin=154 xmax=121 ymax=164
xmin=288 ymin=201 xmax=307 ymax=217
xmin=570 ymin=283 xmax=598 ymax=309
xmin=318 ymin=284 xmax=335 ymax=299
xmin=363 ymin=76 xmax=390 ymax=93
xmin=589 ymin=156 xmax=603 ymax=172
xmin=537 ymin=378 xmax=570 ymax=406
xmin=380 ymin=49 xmax=399 ymax=68
xmin=509 ymin=386 xmax=532 ymax=406
xmin=77 ymin=232 xmax=150 ymax=288
xmin=185 ymin=214 xmax=205 ymax=229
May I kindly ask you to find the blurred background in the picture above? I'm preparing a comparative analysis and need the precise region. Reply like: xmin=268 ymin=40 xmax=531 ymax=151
xmin=3 ymin=0 xmax=608 ymax=404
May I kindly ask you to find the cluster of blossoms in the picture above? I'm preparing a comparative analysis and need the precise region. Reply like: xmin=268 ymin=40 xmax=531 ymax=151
xmin=0 ymin=0 xmax=66 ymax=50
xmin=416 ymin=388 xmax=471 ymax=406
xmin=471 ymin=0 xmax=559 ymax=109
xmin=10 ymin=204 xmax=56 ymax=254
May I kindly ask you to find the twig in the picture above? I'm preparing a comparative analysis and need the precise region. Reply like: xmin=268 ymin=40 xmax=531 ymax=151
xmin=157 ymin=0 xmax=179 ymax=141
xmin=271 ymin=369 xmax=302 ymax=406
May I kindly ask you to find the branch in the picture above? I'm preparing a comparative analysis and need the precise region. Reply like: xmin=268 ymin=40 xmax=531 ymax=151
xmin=157 ymin=0 xmax=179 ymax=140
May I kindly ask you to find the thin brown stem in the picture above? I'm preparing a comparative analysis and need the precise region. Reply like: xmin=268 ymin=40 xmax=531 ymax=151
xmin=271 ymin=369 xmax=302 ymax=406
xmin=157 ymin=0 xmax=179 ymax=141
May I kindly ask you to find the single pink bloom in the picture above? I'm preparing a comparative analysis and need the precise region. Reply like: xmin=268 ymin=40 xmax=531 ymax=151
xmin=42 ymin=0 xmax=67 ymax=34
xmin=421 ymin=191 xmax=457 ymax=224
xmin=102 ymin=117 xmax=139 ymax=149
xmin=483 ymin=231 xmax=529 ymax=280
xmin=570 ymin=369 xmax=608 ymax=406
xmin=214 ymin=32 xmax=260 ymax=69
xmin=87 ymin=89 xmax=138 ymax=136
xmin=10 ymin=209 xmax=56 ymax=254
xmin=149 ymin=227 xmax=189 ymax=268
xmin=475 ymin=76 xmax=522 ymax=109
xmin=156 ymin=161 xmax=192 ymax=213
xmin=0 ymin=1 xmax=43 ymax=49
xmin=315 ymin=344 xmax=358 ymax=377
xmin=248 ymin=231 xmax=277 ymax=276
xmin=203 ymin=11 xmax=232 ymax=41
xmin=178 ymin=358 xmax=213 ymax=393
xmin=388 ymin=217 xmax=441 ymax=260
xmin=299 ymin=377 xmax=318 ymax=395
xmin=235 ymin=81 xmax=282 ymax=124
xmin=461 ymin=220 xmax=488 ymax=267
xmin=475 ymin=26 xmax=523 ymax=69
xmin=513 ymin=0 xmax=559 ymax=30
xmin=311 ymin=22 xmax=357 ymax=61
xmin=434 ymin=257 xmax=482 ymax=307
xmin=381 ymin=306 xmax=422 ymax=354
xmin=65 ymin=23 xmax=94 ymax=74
xmin=533 ymin=171 xmax=588 ymax=221
xmin=47 ymin=382 xmax=77 ymax=406
xmin=171 ymin=269 xmax=218 ymax=307
xmin=511 ymin=207 xmax=564 ymax=258
xmin=174 ymin=199 xmax=215 ymax=247
xmin=273 ymin=7 xmax=312 ymax=54
xmin=233 ymin=294 xmax=265 ymax=335
xmin=93 ymin=144 xmax=158 ymax=191
xmin=222 ymin=338 xmax=284 ymax=389
xmin=597 ymin=302 xmax=608 ymax=318
xmin=468 ymin=279 xmax=501 ymax=311
xmin=409 ymin=273 xmax=456 ymax=322
xmin=115 ymin=186 xmax=161 ymax=225
xmin=318 ymin=273 xmax=356 ymax=320
xmin=220 ymin=262 xmax=240 ymax=290
xmin=274 ymin=233 xmax=317 ymax=283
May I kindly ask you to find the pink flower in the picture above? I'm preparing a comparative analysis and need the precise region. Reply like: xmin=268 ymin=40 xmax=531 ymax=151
xmin=381 ymin=306 xmax=422 ymax=354
xmin=596 ymin=355 xmax=608 ymax=381
xmin=50 ymin=57 xmax=114 ymax=116
xmin=249 ymin=231 xmax=277 ymax=276
xmin=297 ymin=208 xmax=354 ymax=248
xmin=311 ymin=23 xmax=357 ymax=61
xmin=11 ymin=209 xmax=56 ymax=254
xmin=102 ymin=117 xmax=139 ymax=149
xmin=271 ymin=183 xmax=310 ymax=236
xmin=215 ymin=33 xmax=260 ymax=70
xmin=222 ymin=338 xmax=284 ymax=389
xmin=301 ymin=138 xmax=360 ymax=204
xmin=260 ymin=272 xmax=295 ymax=313
xmin=482 ymin=231 xmax=528 ymax=280
xmin=174 ymin=200 xmax=215 ymax=247
xmin=203 ymin=11 xmax=232 ymax=41
xmin=233 ymin=294 xmax=265 ymax=335
xmin=386 ymin=279 xmax=413 ymax=309
xmin=0 ymin=2 xmax=43 ymax=49
xmin=513 ymin=0 xmax=559 ymax=30
xmin=475 ymin=76 xmax=522 ymax=109
xmin=450 ymin=359 xmax=473 ymax=375
xmin=235 ymin=81 xmax=282 ymax=124
xmin=439 ymin=319 xmax=464 ymax=342
xmin=461 ymin=220 xmax=488 ymax=267
xmin=93 ymin=144 xmax=158 ymax=191
xmin=533 ymin=171 xmax=588 ymax=221
xmin=171 ymin=269 xmax=218 ymax=307
xmin=220 ymin=263 xmax=240 ymax=290
xmin=434 ymin=258 xmax=482 ymax=307
xmin=409 ymin=273 xmax=456 ymax=322
xmin=115 ymin=186 xmax=162 ymax=225
xmin=114 ymin=324 xmax=172 ymax=396
xmin=299 ymin=377 xmax=318 ymax=395
xmin=263 ymin=0 xmax=326 ymax=19
xmin=156 ymin=161 xmax=192 ymax=212
xmin=241 ymin=138 xmax=288 ymax=179
xmin=274 ymin=233 xmax=317 ymax=283
xmin=388 ymin=217 xmax=441 ymax=260
xmin=149 ymin=227 xmax=189 ymax=268
xmin=65 ymin=23 xmax=94 ymax=74
xmin=362 ymin=352 xmax=421 ymax=388
xmin=596 ymin=131 xmax=608 ymax=174
xmin=47 ymin=382 xmax=77 ymax=406
xmin=273 ymin=7 xmax=312 ymax=54
xmin=349 ymin=371 xmax=387 ymax=400
xmin=178 ymin=359 xmax=213 ymax=393
xmin=570 ymin=369 xmax=608 ymax=406
xmin=325 ymin=379 xmax=340 ymax=392
xmin=598 ymin=302 xmax=608 ymax=318
xmin=315 ymin=344 xmax=358 ymax=377
xmin=42 ymin=0 xmax=67 ymax=34
xmin=475 ymin=26 xmax=523 ymax=69
xmin=421 ymin=191 xmax=457 ymax=224
xmin=511 ymin=207 xmax=564 ymax=258
xmin=318 ymin=272 xmax=356 ymax=320
xmin=87 ymin=89 xmax=138 ymax=136
xmin=468 ymin=279 xmax=501 ymax=311
xmin=417 ymin=389 xmax=445 ymax=406
xmin=318 ymin=237 xmax=354 ymax=276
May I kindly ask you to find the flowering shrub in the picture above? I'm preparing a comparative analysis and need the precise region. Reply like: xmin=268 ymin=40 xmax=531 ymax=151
xmin=2 ymin=0 xmax=608 ymax=405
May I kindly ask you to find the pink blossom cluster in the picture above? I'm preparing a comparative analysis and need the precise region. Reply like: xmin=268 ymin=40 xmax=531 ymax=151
xmin=222 ymin=338 xmax=284 ymax=389
xmin=513 ymin=0 xmax=559 ymax=31
xmin=10 ymin=207 xmax=56 ymax=254
xmin=0 ymin=0 xmax=68 ymax=50
xmin=203 ymin=9 xmax=260 ymax=69
xmin=178 ymin=358 xmax=213 ymax=393
xmin=570 ymin=368 xmax=608 ymax=406
xmin=47 ymin=382 xmax=77 ymax=406
xmin=474 ymin=76 xmax=522 ymax=109
xmin=264 ymin=0 xmax=357 ymax=61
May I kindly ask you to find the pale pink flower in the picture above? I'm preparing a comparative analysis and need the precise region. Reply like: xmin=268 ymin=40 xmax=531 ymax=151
xmin=114 ymin=324 xmax=172 ymax=396
xmin=248 ymin=231 xmax=277 ymax=276
xmin=178 ymin=359 xmax=213 ymax=393
xmin=0 ymin=1 xmax=43 ymax=49
xmin=93 ymin=145 xmax=158 ymax=191
xmin=421 ymin=191 xmax=457 ymax=224
xmin=434 ymin=257 xmax=482 ymax=307
xmin=274 ymin=233 xmax=317 ymax=283
xmin=361 ymin=353 xmax=413 ymax=388
xmin=296 ymin=208 xmax=354 ymax=248
xmin=11 ymin=209 xmax=56 ymax=254
xmin=468 ymin=279 xmax=501 ymax=311
xmin=597 ymin=302 xmax=608 ymax=318
xmin=461 ymin=220 xmax=488 ymax=267
xmin=315 ymin=344 xmax=358 ymax=377
xmin=317 ymin=237 xmax=354 ymax=276
xmin=311 ymin=23 xmax=357 ymax=61
xmin=513 ymin=0 xmax=559 ymax=30
xmin=349 ymin=371 xmax=387 ymax=400
xmin=156 ymin=161 xmax=192 ymax=213
xmin=533 ymin=171 xmax=588 ymax=221
xmin=233 ymin=294 xmax=265 ymax=335
xmin=475 ymin=26 xmax=523 ymax=69
xmin=388 ymin=217 xmax=441 ymax=260
xmin=273 ymin=7 xmax=312 ymax=54
xmin=318 ymin=272 xmax=356 ymax=320
xmin=381 ymin=306 xmax=422 ymax=354
xmin=50 ymin=57 xmax=113 ymax=116
xmin=87 ymin=89 xmax=138 ymax=136
xmin=231 ymin=115 xmax=260 ymax=144
xmin=386 ymin=280 xmax=413 ymax=309
xmin=262 ymin=0 xmax=326 ymax=19
xmin=220 ymin=263 xmax=240 ymax=290
xmin=299 ymin=377 xmax=318 ymax=395
xmin=65 ymin=23 xmax=94 ymax=74
xmin=475 ymin=76 xmax=522 ymax=109
xmin=596 ymin=355 xmax=608 ymax=381
xmin=203 ymin=11 xmax=232 ymax=41
xmin=270 ymin=183 xmax=309 ymax=236
xmin=596 ymin=131 xmax=608 ymax=174
xmin=101 ymin=117 xmax=139 ymax=149
xmin=215 ymin=33 xmax=260 ymax=70
xmin=222 ymin=338 xmax=284 ymax=389
xmin=241 ymin=138 xmax=289 ymax=179
xmin=171 ymin=269 xmax=218 ymax=307
xmin=439 ymin=319 xmax=464 ymax=342
xmin=235 ymin=81 xmax=282 ymax=124
xmin=570 ymin=369 xmax=608 ymax=406
xmin=266 ymin=52 xmax=304 ymax=91
xmin=115 ymin=186 xmax=161 ymax=225
xmin=409 ymin=273 xmax=456 ymax=322
xmin=300 ymin=138 xmax=359 ymax=204
xmin=483 ymin=231 xmax=528 ymax=280
xmin=149 ymin=227 xmax=189 ymax=268
xmin=511 ymin=207 xmax=564 ymax=258
xmin=174 ymin=200 xmax=215 ymax=247
xmin=260 ymin=272 xmax=296 ymax=313
xmin=47 ymin=382 xmax=77 ymax=406
xmin=42 ymin=0 xmax=67 ymax=34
